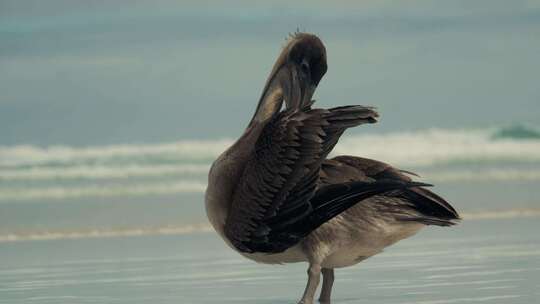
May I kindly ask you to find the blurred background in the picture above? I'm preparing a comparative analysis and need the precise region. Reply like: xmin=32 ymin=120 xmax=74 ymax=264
xmin=1 ymin=1 xmax=540 ymax=303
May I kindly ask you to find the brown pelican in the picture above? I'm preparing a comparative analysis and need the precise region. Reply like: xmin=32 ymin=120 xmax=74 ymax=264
xmin=205 ymin=33 xmax=459 ymax=304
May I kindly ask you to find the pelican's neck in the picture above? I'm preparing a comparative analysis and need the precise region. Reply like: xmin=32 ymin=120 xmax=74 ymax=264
xmin=205 ymin=122 xmax=266 ymax=236
xmin=206 ymin=79 xmax=283 ymax=236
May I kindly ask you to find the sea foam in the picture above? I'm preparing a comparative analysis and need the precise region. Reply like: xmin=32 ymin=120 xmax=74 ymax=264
xmin=1 ymin=127 xmax=538 ymax=169
xmin=0 ymin=127 xmax=538 ymax=201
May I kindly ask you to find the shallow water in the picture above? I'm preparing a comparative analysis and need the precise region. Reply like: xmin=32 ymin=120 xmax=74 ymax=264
xmin=1 ymin=218 xmax=539 ymax=304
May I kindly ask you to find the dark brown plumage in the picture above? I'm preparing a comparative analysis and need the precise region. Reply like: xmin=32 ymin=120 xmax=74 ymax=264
xmin=225 ymin=105 xmax=433 ymax=253
xmin=205 ymin=32 xmax=459 ymax=304
xmin=321 ymin=156 xmax=459 ymax=226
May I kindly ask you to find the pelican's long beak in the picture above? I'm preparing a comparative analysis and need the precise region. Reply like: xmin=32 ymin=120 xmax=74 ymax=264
xmin=250 ymin=33 xmax=327 ymax=125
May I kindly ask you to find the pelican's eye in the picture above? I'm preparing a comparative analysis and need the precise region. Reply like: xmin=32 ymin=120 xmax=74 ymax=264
xmin=300 ymin=58 xmax=310 ymax=74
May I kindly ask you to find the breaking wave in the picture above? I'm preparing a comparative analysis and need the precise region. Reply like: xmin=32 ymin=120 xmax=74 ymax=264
xmin=1 ymin=127 xmax=539 ymax=169
xmin=0 ymin=139 xmax=232 ymax=167
xmin=333 ymin=128 xmax=540 ymax=167
xmin=492 ymin=124 xmax=540 ymax=140
xmin=0 ymin=126 xmax=539 ymax=201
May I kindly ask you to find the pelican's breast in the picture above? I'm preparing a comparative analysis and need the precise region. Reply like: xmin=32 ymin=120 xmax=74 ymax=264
xmin=241 ymin=244 xmax=307 ymax=264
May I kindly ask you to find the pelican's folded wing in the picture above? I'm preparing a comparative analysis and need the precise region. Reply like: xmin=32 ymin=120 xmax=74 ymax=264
xmin=224 ymin=106 xmax=409 ymax=253
xmin=328 ymin=156 xmax=460 ymax=225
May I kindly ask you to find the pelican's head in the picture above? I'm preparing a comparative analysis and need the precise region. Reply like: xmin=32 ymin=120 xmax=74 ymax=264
xmin=251 ymin=32 xmax=328 ymax=124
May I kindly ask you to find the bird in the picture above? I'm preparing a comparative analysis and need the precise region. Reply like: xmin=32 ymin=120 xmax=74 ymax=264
xmin=205 ymin=32 xmax=459 ymax=304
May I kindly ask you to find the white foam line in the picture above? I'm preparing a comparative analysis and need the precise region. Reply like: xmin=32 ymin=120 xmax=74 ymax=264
xmin=396 ymin=295 xmax=521 ymax=304
xmin=2 ymin=128 xmax=540 ymax=168
xmin=368 ymin=278 xmax=522 ymax=290
xmin=0 ymin=164 xmax=210 ymax=180
xmin=1 ymin=208 xmax=540 ymax=242
xmin=334 ymin=129 xmax=540 ymax=167
xmin=0 ymin=224 xmax=214 ymax=243
xmin=424 ymin=268 xmax=528 ymax=279
xmin=0 ymin=139 xmax=233 ymax=167
xmin=404 ymin=291 xmax=439 ymax=296
xmin=2 ymin=170 xmax=540 ymax=202
xmin=417 ymin=265 xmax=486 ymax=272
xmin=0 ymin=181 xmax=206 ymax=201
xmin=424 ymin=169 xmax=540 ymax=182
xmin=461 ymin=208 xmax=540 ymax=220
xmin=1 ymin=208 xmax=539 ymax=243
xmin=476 ymin=285 xmax=516 ymax=290
xmin=4 ymin=165 xmax=540 ymax=184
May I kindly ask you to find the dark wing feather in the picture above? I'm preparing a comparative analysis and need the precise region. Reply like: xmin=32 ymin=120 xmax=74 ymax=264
xmin=320 ymin=105 xmax=378 ymax=157
xmin=225 ymin=106 xmax=403 ymax=253
xmin=326 ymin=156 xmax=460 ymax=224
xmin=264 ymin=179 xmax=429 ymax=252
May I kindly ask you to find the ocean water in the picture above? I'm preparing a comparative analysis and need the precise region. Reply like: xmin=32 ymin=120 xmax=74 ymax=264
xmin=1 ymin=126 xmax=540 ymax=241
xmin=1 ymin=218 xmax=539 ymax=304
xmin=1 ymin=128 xmax=540 ymax=304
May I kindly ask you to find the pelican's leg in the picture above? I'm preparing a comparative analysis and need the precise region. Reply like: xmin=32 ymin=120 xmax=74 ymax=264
xmin=298 ymin=263 xmax=321 ymax=304
xmin=318 ymin=268 xmax=334 ymax=304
